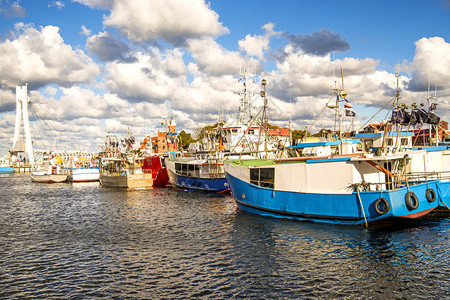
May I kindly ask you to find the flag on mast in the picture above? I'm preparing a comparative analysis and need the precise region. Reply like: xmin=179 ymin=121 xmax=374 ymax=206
xmin=344 ymin=99 xmax=355 ymax=117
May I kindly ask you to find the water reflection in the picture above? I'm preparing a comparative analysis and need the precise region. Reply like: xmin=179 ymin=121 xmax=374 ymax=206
xmin=0 ymin=174 xmax=448 ymax=298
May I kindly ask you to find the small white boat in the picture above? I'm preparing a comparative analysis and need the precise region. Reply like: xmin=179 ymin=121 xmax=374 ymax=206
xmin=31 ymin=165 xmax=68 ymax=183
xmin=66 ymin=160 xmax=100 ymax=182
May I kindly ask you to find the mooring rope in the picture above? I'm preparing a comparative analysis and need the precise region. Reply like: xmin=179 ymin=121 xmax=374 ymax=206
xmin=356 ymin=184 xmax=368 ymax=228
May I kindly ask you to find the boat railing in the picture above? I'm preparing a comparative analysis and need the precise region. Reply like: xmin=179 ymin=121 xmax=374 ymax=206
xmin=406 ymin=171 xmax=450 ymax=183
xmin=353 ymin=171 xmax=450 ymax=192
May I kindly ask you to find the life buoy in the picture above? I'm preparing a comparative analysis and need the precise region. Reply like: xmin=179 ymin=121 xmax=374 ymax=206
xmin=425 ymin=188 xmax=436 ymax=203
xmin=405 ymin=191 xmax=419 ymax=210
xmin=374 ymin=197 xmax=390 ymax=215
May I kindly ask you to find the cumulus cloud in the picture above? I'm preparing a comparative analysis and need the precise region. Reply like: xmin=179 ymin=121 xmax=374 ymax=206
xmin=187 ymin=37 xmax=261 ymax=76
xmin=86 ymin=31 xmax=135 ymax=62
xmin=287 ymin=28 xmax=350 ymax=56
xmin=238 ymin=23 xmax=279 ymax=60
xmin=102 ymin=0 xmax=228 ymax=46
xmin=0 ymin=1 xmax=25 ymax=18
xmin=407 ymin=37 xmax=450 ymax=92
xmin=104 ymin=49 xmax=187 ymax=103
xmin=0 ymin=23 xmax=101 ymax=88
xmin=80 ymin=25 xmax=91 ymax=36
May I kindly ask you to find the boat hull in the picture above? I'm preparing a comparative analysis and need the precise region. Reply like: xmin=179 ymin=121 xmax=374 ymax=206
xmin=225 ymin=172 xmax=440 ymax=225
xmin=142 ymin=156 xmax=170 ymax=187
xmin=167 ymin=169 xmax=229 ymax=193
xmin=100 ymin=173 xmax=153 ymax=188
xmin=153 ymin=168 xmax=170 ymax=187
xmin=31 ymin=174 xmax=68 ymax=183
xmin=68 ymin=167 xmax=100 ymax=182
xmin=437 ymin=181 xmax=450 ymax=209
xmin=0 ymin=167 xmax=14 ymax=174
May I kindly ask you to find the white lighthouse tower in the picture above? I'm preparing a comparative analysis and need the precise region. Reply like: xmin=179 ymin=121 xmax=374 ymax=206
xmin=12 ymin=85 xmax=34 ymax=165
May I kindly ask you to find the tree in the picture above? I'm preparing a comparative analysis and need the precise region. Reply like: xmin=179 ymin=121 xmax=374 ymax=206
xmin=291 ymin=129 xmax=310 ymax=143
xmin=178 ymin=130 xmax=196 ymax=150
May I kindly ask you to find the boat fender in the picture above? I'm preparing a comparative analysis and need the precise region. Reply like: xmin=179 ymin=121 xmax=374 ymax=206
xmin=425 ymin=188 xmax=436 ymax=203
xmin=405 ymin=191 xmax=419 ymax=210
xmin=374 ymin=197 xmax=390 ymax=215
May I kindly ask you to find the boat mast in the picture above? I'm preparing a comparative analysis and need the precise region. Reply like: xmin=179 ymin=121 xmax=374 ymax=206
xmin=332 ymin=67 xmax=345 ymax=140
xmin=238 ymin=69 xmax=253 ymax=124
xmin=261 ymin=78 xmax=268 ymax=157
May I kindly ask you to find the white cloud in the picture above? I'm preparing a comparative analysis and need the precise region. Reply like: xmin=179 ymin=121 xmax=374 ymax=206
xmin=187 ymin=37 xmax=262 ymax=76
xmin=102 ymin=0 xmax=228 ymax=45
xmin=48 ymin=1 xmax=65 ymax=9
xmin=0 ymin=23 xmax=101 ymax=88
xmin=238 ymin=23 xmax=278 ymax=60
xmin=104 ymin=49 xmax=186 ymax=103
xmin=72 ymin=0 xmax=113 ymax=9
xmin=80 ymin=25 xmax=91 ymax=36
xmin=408 ymin=37 xmax=450 ymax=91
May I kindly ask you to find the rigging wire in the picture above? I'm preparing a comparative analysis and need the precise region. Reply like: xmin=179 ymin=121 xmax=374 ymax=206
xmin=356 ymin=96 xmax=397 ymax=132
xmin=0 ymin=103 xmax=16 ymax=122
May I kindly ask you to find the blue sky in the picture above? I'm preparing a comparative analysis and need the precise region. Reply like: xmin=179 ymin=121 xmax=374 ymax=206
xmin=1 ymin=0 xmax=450 ymax=155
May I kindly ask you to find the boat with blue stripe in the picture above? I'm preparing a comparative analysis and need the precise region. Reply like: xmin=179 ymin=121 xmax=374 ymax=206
xmin=224 ymin=138 xmax=447 ymax=226
xmin=165 ymin=155 xmax=230 ymax=193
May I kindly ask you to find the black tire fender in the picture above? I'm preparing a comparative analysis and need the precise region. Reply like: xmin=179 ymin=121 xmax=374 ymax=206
xmin=374 ymin=197 xmax=390 ymax=215
xmin=405 ymin=191 xmax=419 ymax=210
xmin=426 ymin=188 xmax=436 ymax=203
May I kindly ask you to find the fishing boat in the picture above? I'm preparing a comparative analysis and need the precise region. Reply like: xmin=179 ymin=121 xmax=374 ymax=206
xmin=99 ymin=156 xmax=153 ymax=188
xmin=142 ymin=154 xmax=170 ymax=187
xmin=224 ymin=142 xmax=444 ymax=225
xmin=224 ymin=72 xmax=447 ymax=226
xmin=165 ymin=71 xmax=290 ymax=193
xmin=67 ymin=160 xmax=100 ymax=182
xmin=99 ymin=131 xmax=153 ymax=188
xmin=31 ymin=164 xmax=68 ymax=183
xmin=166 ymin=152 xmax=229 ymax=192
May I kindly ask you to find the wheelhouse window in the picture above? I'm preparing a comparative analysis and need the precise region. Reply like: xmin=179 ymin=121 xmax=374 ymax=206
xmin=364 ymin=140 xmax=373 ymax=152
xmin=250 ymin=167 xmax=274 ymax=188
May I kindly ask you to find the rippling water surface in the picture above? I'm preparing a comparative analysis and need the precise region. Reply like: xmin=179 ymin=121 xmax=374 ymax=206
xmin=0 ymin=174 xmax=449 ymax=299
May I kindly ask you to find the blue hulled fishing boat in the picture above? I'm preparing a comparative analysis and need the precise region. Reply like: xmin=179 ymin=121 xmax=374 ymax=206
xmin=166 ymin=70 xmax=290 ymax=193
xmin=224 ymin=71 xmax=449 ymax=225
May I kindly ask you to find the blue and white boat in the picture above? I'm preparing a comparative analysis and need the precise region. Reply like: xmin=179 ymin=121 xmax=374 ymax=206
xmin=224 ymin=72 xmax=448 ymax=225
xmin=65 ymin=155 xmax=100 ymax=182
xmin=224 ymin=140 xmax=444 ymax=225
xmin=166 ymin=71 xmax=290 ymax=193
xmin=166 ymin=152 xmax=229 ymax=193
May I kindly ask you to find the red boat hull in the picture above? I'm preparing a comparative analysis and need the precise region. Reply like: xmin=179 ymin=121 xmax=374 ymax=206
xmin=142 ymin=155 xmax=170 ymax=187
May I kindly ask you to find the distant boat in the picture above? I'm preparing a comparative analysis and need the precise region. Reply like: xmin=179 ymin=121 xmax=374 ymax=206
xmin=31 ymin=164 xmax=68 ymax=183
xmin=0 ymin=158 xmax=14 ymax=174
xmin=67 ymin=160 xmax=100 ymax=182
xmin=0 ymin=166 xmax=14 ymax=174
xmin=99 ymin=156 xmax=153 ymax=188
xmin=99 ymin=130 xmax=153 ymax=188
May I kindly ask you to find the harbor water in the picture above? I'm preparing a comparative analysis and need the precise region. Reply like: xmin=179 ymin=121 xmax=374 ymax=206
xmin=1 ymin=174 xmax=449 ymax=299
